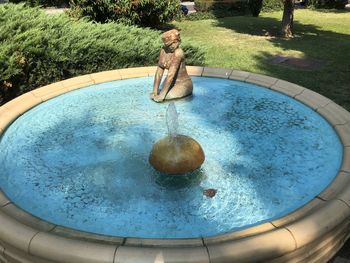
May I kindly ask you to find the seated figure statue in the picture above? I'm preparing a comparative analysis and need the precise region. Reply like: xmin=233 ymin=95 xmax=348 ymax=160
xmin=150 ymin=29 xmax=193 ymax=102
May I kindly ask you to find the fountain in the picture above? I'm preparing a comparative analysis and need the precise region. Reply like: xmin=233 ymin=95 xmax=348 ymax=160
xmin=149 ymin=29 xmax=204 ymax=175
xmin=0 ymin=31 xmax=349 ymax=263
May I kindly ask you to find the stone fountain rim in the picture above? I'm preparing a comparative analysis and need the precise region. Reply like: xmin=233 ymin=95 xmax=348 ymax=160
xmin=0 ymin=66 xmax=349 ymax=263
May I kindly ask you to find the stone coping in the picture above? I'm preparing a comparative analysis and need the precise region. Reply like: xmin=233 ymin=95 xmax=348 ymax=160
xmin=0 ymin=66 xmax=349 ymax=263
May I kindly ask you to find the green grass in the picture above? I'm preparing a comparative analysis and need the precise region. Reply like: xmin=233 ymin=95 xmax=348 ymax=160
xmin=174 ymin=9 xmax=350 ymax=110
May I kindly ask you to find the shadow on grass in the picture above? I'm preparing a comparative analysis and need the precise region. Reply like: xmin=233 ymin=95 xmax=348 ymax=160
xmin=211 ymin=15 xmax=350 ymax=110
xmin=309 ymin=7 xmax=350 ymax=13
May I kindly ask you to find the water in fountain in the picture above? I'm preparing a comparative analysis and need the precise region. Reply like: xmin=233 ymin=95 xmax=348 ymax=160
xmin=0 ymin=76 xmax=342 ymax=238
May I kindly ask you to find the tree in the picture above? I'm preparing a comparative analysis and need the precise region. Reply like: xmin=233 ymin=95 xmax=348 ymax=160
xmin=281 ymin=0 xmax=295 ymax=37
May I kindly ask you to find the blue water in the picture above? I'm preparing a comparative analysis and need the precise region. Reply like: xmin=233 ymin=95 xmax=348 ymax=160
xmin=0 ymin=77 xmax=342 ymax=238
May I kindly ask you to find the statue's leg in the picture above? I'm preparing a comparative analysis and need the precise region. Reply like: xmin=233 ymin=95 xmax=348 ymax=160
xmin=165 ymin=79 xmax=193 ymax=100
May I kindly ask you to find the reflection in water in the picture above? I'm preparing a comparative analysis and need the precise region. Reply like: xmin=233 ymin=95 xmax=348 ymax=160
xmin=154 ymin=168 xmax=205 ymax=190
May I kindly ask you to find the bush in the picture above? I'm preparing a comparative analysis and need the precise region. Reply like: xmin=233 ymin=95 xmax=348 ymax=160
xmin=68 ymin=0 xmax=181 ymax=27
xmin=194 ymin=0 xmax=249 ymax=16
xmin=67 ymin=0 xmax=114 ymax=23
xmin=0 ymin=4 xmax=205 ymax=105
xmin=184 ymin=11 xmax=217 ymax=21
xmin=249 ymin=0 xmax=263 ymax=16
xmin=261 ymin=0 xmax=283 ymax=12
xmin=9 ymin=0 xmax=69 ymax=7
xmin=307 ymin=0 xmax=347 ymax=8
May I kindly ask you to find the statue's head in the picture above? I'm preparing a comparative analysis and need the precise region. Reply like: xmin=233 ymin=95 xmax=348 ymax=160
xmin=162 ymin=29 xmax=181 ymax=52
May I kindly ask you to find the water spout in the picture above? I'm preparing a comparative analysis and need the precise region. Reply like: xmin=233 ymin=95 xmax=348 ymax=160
xmin=166 ymin=102 xmax=178 ymax=138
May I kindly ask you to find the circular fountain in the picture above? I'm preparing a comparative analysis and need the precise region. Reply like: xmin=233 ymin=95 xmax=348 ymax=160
xmin=0 ymin=66 xmax=349 ymax=263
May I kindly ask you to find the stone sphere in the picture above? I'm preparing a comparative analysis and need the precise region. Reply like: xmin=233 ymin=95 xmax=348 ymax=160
xmin=149 ymin=135 xmax=205 ymax=175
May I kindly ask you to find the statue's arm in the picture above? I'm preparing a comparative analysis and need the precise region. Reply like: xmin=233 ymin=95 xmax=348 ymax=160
xmin=153 ymin=67 xmax=164 ymax=95
xmin=151 ymin=49 xmax=165 ymax=97
xmin=157 ymin=49 xmax=183 ymax=101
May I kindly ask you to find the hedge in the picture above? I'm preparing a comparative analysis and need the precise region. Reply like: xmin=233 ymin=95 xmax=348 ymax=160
xmin=8 ymin=0 xmax=69 ymax=7
xmin=184 ymin=11 xmax=218 ymax=21
xmin=192 ymin=0 xmax=288 ymax=17
xmin=68 ymin=0 xmax=181 ymax=28
xmin=261 ymin=0 xmax=284 ymax=12
xmin=0 ymin=4 xmax=204 ymax=105
xmin=193 ymin=0 xmax=271 ymax=17
xmin=194 ymin=0 xmax=249 ymax=16
xmin=307 ymin=0 xmax=348 ymax=9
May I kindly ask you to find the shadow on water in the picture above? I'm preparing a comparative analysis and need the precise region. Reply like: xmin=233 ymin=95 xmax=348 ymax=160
xmin=0 ymin=98 xmax=225 ymax=237
xmin=154 ymin=168 xmax=205 ymax=190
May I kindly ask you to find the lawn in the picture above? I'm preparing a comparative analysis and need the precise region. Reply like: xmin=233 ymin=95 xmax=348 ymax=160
xmin=175 ymin=9 xmax=350 ymax=111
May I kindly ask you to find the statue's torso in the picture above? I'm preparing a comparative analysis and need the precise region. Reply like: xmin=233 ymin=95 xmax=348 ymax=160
xmin=154 ymin=46 xmax=193 ymax=100
xmin=159 ymin=49 xmax=190 ymax=81
xmin=159 ymin=50 xmax=176 ymax=70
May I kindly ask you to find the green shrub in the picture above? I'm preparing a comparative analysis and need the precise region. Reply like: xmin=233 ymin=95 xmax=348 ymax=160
xmin=68 ymin=0 xmax=181 ymax=27
xmin=193 ymin=0 xmax=213 ymax=12
xmin=9 ymin=0 xmax=69 ymax=7
xmin=307 ymin=0 xmax=347 ymax=9
xmin=67 ymin=0 xmax=114 ymax=23
xmin=249 ymin=0 xmax=263 ymax=16
xmin=261 ymin=0 xmax=283 ymax=12
xmin=183 ymin=11 xmax=217 ymax=21
xmin=0 ymin=4 xmax=204 ymax=105
xmin=194 ymin=0 xmax=249 ymax=16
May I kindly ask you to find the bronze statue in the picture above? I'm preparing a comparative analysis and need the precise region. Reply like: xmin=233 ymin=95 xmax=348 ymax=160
xmin=150 ymin=29 xmax=193 ymax=102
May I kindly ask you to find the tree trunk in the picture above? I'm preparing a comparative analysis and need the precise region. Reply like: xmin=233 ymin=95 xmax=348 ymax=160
xmin=281 ymin=0 xmax=295 ymax=38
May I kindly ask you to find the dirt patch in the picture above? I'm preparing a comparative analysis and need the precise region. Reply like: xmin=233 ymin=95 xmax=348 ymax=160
xmin=267 ymin=55 xmax=326 ymax=70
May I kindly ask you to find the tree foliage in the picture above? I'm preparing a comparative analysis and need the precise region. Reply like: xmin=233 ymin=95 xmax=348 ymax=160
xmin=262 ymin=0 xmax=284 ymax=11
xmin=68 ymin=0 xmax=181 ymax=27
xmin=194 ymin=0 xmax=249 ymax=16
xmin=9 ymin=0 xmax=69 ymax=7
